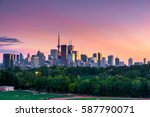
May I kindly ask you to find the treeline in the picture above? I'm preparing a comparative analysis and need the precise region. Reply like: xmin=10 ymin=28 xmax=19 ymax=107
xmin=0 ymin=65 xmax=150 ymax=97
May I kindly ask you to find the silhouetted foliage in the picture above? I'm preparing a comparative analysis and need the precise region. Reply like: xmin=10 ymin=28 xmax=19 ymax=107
xmin=1 ymin=65 xmax=150 ymax=97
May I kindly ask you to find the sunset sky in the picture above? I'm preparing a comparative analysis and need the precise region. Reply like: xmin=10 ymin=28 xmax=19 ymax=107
xmin=1 ymin=0 xmax=150 ymax=63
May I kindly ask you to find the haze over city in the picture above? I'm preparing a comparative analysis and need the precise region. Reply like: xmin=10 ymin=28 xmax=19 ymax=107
xmin=1 ymin=0 xmax=150 ymax=63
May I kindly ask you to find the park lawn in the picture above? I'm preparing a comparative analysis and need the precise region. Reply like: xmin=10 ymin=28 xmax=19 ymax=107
xmin=0 ymin=90 xmax=66 ymax=100
xmin=0 ymin=91 xmax=144 ymax=100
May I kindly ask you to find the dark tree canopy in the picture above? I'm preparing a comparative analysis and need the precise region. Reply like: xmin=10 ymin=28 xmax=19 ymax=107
xmin=1 ymin=65 xmax=150 ymax=98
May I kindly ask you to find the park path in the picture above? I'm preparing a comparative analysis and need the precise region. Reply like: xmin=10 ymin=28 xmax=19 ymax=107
xmin=49 ymin=95 xmax=99 ymax=100
xmin=49 ymin=95 xmax=150 ymax=100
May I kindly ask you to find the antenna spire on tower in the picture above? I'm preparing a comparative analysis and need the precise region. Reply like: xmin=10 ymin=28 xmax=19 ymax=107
xmin=69 ymin=40 xmax=71 ymax=45
xmin=71 ymin=40 xmax=72 ymax=45
xmin=57 ymin=32 xmax=60 ymax=52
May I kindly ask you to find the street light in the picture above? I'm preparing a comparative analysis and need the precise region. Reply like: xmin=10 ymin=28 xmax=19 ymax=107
xmin=35 ymin=71 xmax=39 ymax=78
xmin=35 ymin=71 xmax=39 ymax=75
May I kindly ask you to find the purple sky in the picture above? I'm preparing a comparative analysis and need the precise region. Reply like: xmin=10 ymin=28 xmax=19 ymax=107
xmin=1 ymin=0 xmax=150 ymax=63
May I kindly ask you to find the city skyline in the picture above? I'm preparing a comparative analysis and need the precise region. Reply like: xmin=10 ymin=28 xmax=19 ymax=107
xmin=1 ymin=33 xmax=148 ymax=69
xmin=1 ymin=0 xmax=150 ymax=63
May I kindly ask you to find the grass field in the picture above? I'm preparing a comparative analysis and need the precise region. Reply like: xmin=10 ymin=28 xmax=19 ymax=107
xmin=0 ymin=90 xmax=67 ymax=100
xmin=0 ymin=90 xmax=147 ymax=100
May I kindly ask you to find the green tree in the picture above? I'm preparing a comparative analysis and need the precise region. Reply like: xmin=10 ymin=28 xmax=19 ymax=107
xmin=89 ymin=78 xmax=100 ymax=95
xmin=69 ymin=83 xmax=78 ymax=93
xmin=0 ymin=70 xmax=18 ymax=87
xmin=78 ymin=80 xmax=90 ymax=94
xmin=47 ymin=76 xmax=70 ymax=92
xmin=35 ymin=76 xmax=48 ymax=91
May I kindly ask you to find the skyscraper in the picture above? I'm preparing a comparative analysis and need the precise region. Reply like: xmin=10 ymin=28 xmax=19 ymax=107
xmin=93 ymin=53 xmax=97 ymax=59
xmin=20 ymin=53 xmax=24 ymax=64
xmin=68 ymin=41 xmax=74 ymax=54
xmin=108 ymin=55 xmax=114 ymax=66
xmin=61 ymin=45 xmax=68 ymax=66
xmin=51 ymin=49 xmax=58 ymax=59
xmin=14 ymin=54 xmax=19 ymax=65
xmin=57 ymin=32 xmax=61 ymax=59
xmin=81 ymin=54 xmax=88 ymax=62
xmin=3 ymin=53 xmax=15 ymax=69
xmin=115 ymin=57 xmax=120 ymax=66
xmin=31 ymin=55 xmax=39 ymax=68
xmin=50 ymin=49 xmax=58 ymax=66
xmin=37 ymin=51 xmax=46 ymax=67
xmin=101 ymin=57 xmax=106 ymax=67
xmin=25 ymin=53 xmax=31 ymax=65
xmin=98 ymin=52 xmax=102 ymax=67
xmin=128 ymin=57 xmax=133 ymax=66
xmin=73 ymin=51 xmax=79 ymax=62
xmin=143 ymin=58 xmax=146 ymax=64
xmin=68 ymin=41 xmax=74 ymax=63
